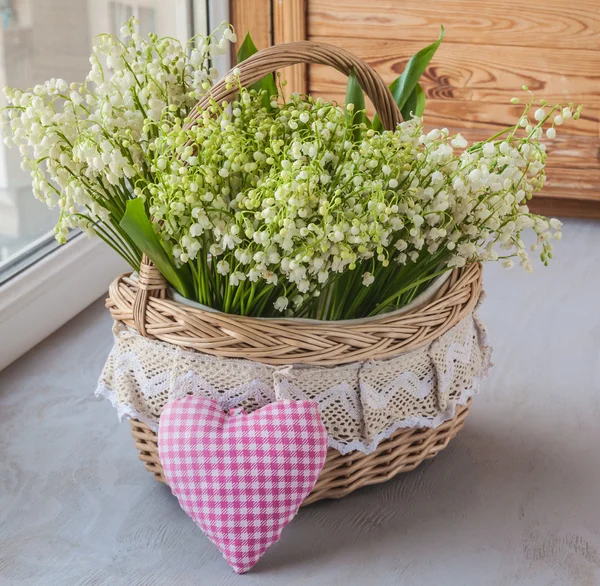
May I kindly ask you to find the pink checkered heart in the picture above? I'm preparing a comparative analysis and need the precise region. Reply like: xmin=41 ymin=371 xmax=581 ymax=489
xmin=158 ymin=396 xmax=328 ymax=573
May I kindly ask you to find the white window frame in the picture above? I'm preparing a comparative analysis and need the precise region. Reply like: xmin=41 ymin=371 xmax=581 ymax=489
xmin=0 ymin=237 xmax=128 ymax=370
xmin=0 ymin=0 xmax=230 ymax=371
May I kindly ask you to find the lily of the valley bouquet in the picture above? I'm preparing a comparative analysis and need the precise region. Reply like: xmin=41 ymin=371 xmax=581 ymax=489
xmin=3 ymin=20 xmax=580 ymax=320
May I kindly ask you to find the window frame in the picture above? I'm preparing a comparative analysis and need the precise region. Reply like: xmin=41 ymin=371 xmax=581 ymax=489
xmin=0 ymin=236 xmax=128 ymax=370
xmin=0 ymin=0 xmax=222 ymax=370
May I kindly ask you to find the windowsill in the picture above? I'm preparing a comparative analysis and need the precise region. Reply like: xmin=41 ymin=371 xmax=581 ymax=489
xmin=0 ymin=235 xmax=128 ymax=371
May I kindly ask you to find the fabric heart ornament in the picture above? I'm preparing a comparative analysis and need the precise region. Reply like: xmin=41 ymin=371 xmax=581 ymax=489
xmin=158 ymin=396 xmax=328 ymax=573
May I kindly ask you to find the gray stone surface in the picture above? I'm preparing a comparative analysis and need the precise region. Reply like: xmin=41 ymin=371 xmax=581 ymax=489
xmin=1 ymin=218 xmax=599 ymax=586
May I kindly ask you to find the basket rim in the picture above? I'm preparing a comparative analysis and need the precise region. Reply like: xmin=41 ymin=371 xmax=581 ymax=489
xmin=106 ymin=262 xmax=482 ymax=365
xmin=113 ymin=262 xmax=480 ymax=329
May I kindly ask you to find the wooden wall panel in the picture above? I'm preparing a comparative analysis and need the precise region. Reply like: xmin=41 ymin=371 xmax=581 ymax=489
xmin=307 ymin=1 xmax=600 ymax=218
xmin=230 ymin=0 xmax=271 ymax=57
xmin=231 ymin=0 xmax=307 ymax=95
xmin=309 ymin=38 xmax=600 ymax=106
xmin=309 ymin=0 xmax=600 ymax=49
xmin=273 ymin=0 xmax=308 ymax=96
xmin=312 ymin=89 xmax=598 ymax=138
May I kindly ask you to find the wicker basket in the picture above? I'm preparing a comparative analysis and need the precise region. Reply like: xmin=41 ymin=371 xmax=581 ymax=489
xmin=105 ymin=41 xmax=485 ymax=505
xmin=107 ymin=258 xmax=482 ymax=505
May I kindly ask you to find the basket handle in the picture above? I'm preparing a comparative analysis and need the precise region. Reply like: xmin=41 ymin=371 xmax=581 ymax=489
xmin=185 ymin=41 xmax=402 ymax=131
xmin=133 ymin=254 xmax=168 ymax=337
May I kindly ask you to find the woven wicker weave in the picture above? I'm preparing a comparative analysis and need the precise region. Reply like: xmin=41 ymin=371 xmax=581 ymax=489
xmin=129 ymin=400 xmax=470 ymax=507
xmin=108 ymin=258 xmax=481 ymax=503
xmin=105 ymin=41 xmax=484 ymax=504
xmin=107 ymin=260 xmax=482 ymax=366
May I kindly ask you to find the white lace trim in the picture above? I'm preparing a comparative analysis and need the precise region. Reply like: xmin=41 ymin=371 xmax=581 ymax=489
xmin=95 ymin=376 xmax=484 ymax=455
xmin=328 ymin=377 xmax=485 ymax=454
xmin=97 ymin=382 xmax=144 ymax=423
xmin=96 ymin=304 xmax=492 ymax=455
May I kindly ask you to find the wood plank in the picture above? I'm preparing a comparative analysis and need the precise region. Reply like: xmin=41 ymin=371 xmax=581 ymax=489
xmin=230 ymin=0 xmax=271 ymax=61
xmin=308 ymin=90 xmax=599 ymax=138
xmin=528 ymin=195 xmax=600 ymax=218
xmin=529 ymin=194 xmax=600 ymax=220
xmin=425 ymin=130 xmax=599 ymax=170
xmin=410 ymin=100 xmax=599 ymax=139
xmin=543 ymin=167 xmax=600 ymax=196
xmin=273 ymin=0 xmax=308 ymax=96
xmin=309 ymin=36 xmax=600 ymax=108
xmin=304 ymin=95 xmax=600 ymax=215
xmin=311 ymin=90 xmax=600 ymax=205
xmin=309 ymin=0 xmax=600 ymax=50
xmin=542 ymin=136 xmax=600 ymax=170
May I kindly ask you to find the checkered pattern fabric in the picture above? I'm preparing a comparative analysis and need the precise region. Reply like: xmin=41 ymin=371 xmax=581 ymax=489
xmin=158 ymin=396 xmax=328 ymax=573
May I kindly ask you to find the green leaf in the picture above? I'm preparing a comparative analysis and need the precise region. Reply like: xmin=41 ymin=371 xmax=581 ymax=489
xmin=373 ymin=25 xmax=444 ymax=131
xmin=400 ymin=82 xmax=426 ymax=120
xmin=236 ymin=32 xmax=278 ymax=110
xmin=236 ymin=32 xmax=259 ymax=65
xmin=120 ymin=198 xmax=194 ymax=299
xmin=345 ymin=68 xmax=367 ymax=141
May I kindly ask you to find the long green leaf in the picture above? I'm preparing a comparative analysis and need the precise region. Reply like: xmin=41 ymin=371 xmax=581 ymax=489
xmin=120 ymin=198 xmax=194 ymax=299
xmin=237 ymin=33 xmax=278 ymax=110
xmin=400 ymin=82 xmax=426 ymax=120
xmin=345 ymin=68 xmax=367 ymax=141
xmin=373 ymin=25 xmax=444 ymax=131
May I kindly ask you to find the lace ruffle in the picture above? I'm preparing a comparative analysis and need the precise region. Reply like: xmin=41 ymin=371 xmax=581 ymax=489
xmin=96 ymin=307 xmax=492 ymax=454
